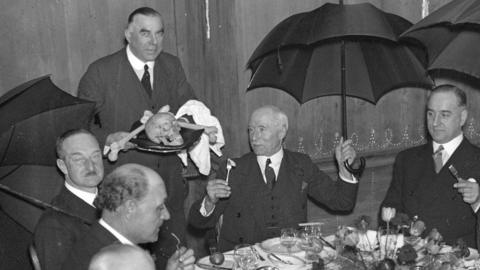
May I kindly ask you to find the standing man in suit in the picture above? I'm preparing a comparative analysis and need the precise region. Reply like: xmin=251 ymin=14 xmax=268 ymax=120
xmin=34 ymin=129 xmax=104 ymax=270
xmin=77 ymin=7 xmax=198 ymax=266
xmin=189 ymin=105 xmax=359 ymax=251
xmin=63 ymin=163 xmax=195 ymax=270
xmin=382 ymin=85 xmax=480 ymax=248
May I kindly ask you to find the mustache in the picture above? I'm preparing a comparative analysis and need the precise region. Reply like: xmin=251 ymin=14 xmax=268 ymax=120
xmin=84 ymin=171 xmax=98 ymax=177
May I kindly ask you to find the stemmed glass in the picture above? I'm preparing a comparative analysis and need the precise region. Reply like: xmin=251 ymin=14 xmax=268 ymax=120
xmin=280 ymin=228 xmax=298 ymax=255
xmin=298 ymin=226 xmax=323 ymax=262
xmin=234 ymin=244 xmax=257 ymax=270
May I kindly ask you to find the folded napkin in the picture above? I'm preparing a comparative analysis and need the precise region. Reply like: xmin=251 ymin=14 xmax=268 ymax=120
xmin=176 ymin=100 xmax=225 ymax=175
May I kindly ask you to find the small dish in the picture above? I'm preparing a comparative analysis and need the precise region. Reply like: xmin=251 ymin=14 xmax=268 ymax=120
xmin=260 ymin=237 xmax=302 ymax=254
xmin=197 ymin=254 xmax=235 ymax=270
xmin=267 ymin=253 xmax=305 ymax=270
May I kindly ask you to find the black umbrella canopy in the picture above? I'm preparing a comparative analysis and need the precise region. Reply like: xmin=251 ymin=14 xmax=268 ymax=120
xmin=247 ymin=2 xmax=431 ymax=105
xmin=0 ymin=75 xmax=95 ymax=166
xmin=401 ymin=0 xmax=480 ymax=80
xmin=0 ymin=75 xmax=95 ymax=232
xmin=248 ymin=2 xmax=412 ymax=61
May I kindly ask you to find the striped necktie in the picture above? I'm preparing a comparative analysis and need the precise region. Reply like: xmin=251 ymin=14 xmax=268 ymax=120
xmin=265 ymin=158 xmax=276 ymax=190
xmin=433 ymin=145 xmax=444 ymax=173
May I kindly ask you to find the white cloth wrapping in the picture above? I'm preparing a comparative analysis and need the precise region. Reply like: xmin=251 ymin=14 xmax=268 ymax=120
xmin=176 ymin=100 xmax=225 ymax=175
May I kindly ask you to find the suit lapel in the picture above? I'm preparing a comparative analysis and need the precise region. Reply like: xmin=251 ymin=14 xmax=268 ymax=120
xmin=117 ymin=50 xmax=152 ymax=106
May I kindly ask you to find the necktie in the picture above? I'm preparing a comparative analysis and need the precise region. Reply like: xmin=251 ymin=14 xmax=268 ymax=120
xmin=265 ymin=159 xmax=276 ymax=190
xmin=433 ymin=145 xmax=444 ymax=173
xmin=141 ymin=64 xmax=152 ymax=97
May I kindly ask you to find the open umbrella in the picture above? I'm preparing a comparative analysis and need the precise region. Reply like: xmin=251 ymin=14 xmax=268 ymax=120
xmin=0 ymin=75 xmax=95 ymax=232
xmin=247 ymin=2 xmax=432 ymax=174
xmin=401 ymin=0 xmax=480 ymax=80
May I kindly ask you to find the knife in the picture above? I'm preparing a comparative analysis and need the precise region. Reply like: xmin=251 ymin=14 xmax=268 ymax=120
xmin=196 ymin=263 xmax=232 ymax=270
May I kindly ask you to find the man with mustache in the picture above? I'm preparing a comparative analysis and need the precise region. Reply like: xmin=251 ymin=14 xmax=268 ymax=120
xmin=63 ymin=164 xmax=195 ymax=270
xmin=34 ymin=129 xmax=104 ymax=270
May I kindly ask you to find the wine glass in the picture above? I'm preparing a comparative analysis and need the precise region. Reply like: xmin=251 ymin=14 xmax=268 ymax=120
xmin=234 ymin=244 xmax=257 ymax=270
xmin=280 ymin=228 xmax=298 ymax=254
xmin=299 ymin=226 xmax=323 ymax=262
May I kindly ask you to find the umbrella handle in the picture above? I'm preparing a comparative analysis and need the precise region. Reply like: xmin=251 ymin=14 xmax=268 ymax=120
xmin=344 ymin=157 xmax=366 ymax=177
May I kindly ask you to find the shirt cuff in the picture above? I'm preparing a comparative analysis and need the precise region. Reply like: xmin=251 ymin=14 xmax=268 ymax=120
xmin=200 ymin=197 xmax=215 ymax=217
xmin=339 ymin=172 xmax=358 ymax=184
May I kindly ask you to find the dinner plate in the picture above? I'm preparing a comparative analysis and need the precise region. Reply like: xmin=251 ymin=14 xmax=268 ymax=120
xmin=267 ymin=253 xmax=305 ymax=270
xmin=260 ymin=237 xmax=302 ymax=254
xmin=131 ymin=128 xmax=203 ymax=153
xmin=196 ymin=254 xmax=235 ymax=270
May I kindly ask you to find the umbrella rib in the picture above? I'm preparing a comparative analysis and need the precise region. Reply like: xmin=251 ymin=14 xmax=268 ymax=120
xmin=0 ymin=125 xmax=15 ymax=165
xmin=0 ymin=181 xmax=92 ymax=226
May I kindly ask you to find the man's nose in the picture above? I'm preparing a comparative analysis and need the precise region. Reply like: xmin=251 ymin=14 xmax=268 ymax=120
xmin=84 ymin=158 xmax=95 ymax=170
xmin=433 ymin=114 xmax=441 ymax=126
xmin=150 ymin=34 xmax=158 ymax=45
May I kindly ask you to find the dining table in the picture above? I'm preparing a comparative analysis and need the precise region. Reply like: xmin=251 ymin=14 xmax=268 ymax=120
xmin=194 ymin=233 xmax=480 ymax=270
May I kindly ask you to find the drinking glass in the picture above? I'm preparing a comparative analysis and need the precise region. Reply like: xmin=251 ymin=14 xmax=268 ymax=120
xmin=280 ymin=228 xmax=298 ymax=254
xmin=298 ymin=226 xmax=323 ymax=262
xmin=234 ymin=244 xmax=257 ymax=270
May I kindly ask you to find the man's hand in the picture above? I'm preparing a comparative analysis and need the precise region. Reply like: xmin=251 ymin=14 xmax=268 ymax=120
xmin=204 ymin=179 xmax=231 ymax=211
xmin=454 ymin=178 xmax=480 ymax=204
xmin=166 ymin=247 xmax=195 ymax=270
xmin=335 ymin=137 xmax=357 ymax=178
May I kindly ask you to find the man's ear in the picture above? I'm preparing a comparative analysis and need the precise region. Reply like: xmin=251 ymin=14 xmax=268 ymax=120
xmin=57 ymin=159 xmax=68 ymax=175
xmin=461 ymin=108 xmax=468 ymax=126
xmin=123 ymin=199 xmax=137 ymax=218
xmin=124 ymin=28 xmax=131 ymax=43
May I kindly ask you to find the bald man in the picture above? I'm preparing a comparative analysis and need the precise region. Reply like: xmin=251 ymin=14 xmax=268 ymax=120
xmin=89 ymin=244 xmax=155 ymax=270
xmin=63 ymin=164 xmax=195 ymax=270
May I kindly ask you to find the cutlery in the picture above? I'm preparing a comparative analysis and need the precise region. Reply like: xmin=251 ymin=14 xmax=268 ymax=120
xmin=317 ymin=235 xmax=336 ymax=250
xmin=250 ymin=246 xmax=265 ymax=261
xmin=268 ymin=253 xmax=293 ymax=265
xmin=197 ymin=263 xmax=232 ymax=270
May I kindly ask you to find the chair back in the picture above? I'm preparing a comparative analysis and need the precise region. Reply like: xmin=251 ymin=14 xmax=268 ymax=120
xmin=28 ymin=244 xmax=41 ymax=270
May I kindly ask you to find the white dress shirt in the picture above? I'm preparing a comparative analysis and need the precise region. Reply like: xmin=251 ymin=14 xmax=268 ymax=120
xmin=126 ymin=45 xmax=154 ymax=87
xmin=98 ymin=219 xmax=134 ymax=245
xmin=432 ymin=133 xmax=463 ymax=165
xmin=65 ymin=182 xmax=97 ymax=207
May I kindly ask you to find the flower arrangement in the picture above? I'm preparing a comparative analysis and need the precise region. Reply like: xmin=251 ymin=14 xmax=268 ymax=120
xmin=331 ymin=208 xmax=477 ymax=270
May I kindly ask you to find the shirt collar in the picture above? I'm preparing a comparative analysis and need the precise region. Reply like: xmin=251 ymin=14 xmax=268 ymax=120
xmin=99 ymin=219 xmax=135 ymax=245
xmin=126 ymin=45 xmax=154 ymax=70
xmin=65 ymin=182 xmax=97 ymax=207
xmin=257 ymin=148 xmax=284 ymax=169
xmin=432 ymin=133 xmax=463 ymax=157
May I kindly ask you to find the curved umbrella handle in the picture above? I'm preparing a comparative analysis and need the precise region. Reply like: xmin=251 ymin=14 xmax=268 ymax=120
xmin=344 ymin=157 xmax=366 ymax=177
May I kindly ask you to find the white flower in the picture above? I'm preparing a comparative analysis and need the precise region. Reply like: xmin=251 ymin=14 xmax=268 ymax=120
xmin=382 ymin=207 xmax=396 ymax=223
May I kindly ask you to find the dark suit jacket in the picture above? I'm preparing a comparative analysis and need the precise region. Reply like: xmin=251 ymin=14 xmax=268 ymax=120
xmin=382 ymin=138 xmax=480 ymax=248
xmin=78 ymin=48 xmax=196 ymax=259
xmin=62 ymin=221 xmax=119 ymax=270
xmin=189 ymin=150 xmax=358 ymax=251
xmin=34 ymin=186 xmax=99 ymax=270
